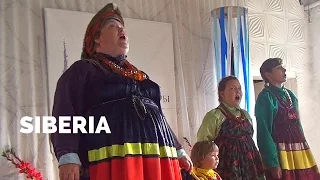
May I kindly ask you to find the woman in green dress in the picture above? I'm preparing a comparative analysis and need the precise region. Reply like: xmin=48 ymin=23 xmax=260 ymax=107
xmin=255 ymin=58 xmax=320 ymax=180
xmin=197 ymin=76 xmax=265 ymax=180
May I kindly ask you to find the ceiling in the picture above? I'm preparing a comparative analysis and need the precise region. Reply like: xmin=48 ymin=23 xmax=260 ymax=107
xmin=299 ymin=0 xmax=320 ymax=6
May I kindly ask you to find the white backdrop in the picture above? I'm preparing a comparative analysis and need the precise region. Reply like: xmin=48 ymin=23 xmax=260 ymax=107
xmin=44 ymin=8 xmax=178 ymax=133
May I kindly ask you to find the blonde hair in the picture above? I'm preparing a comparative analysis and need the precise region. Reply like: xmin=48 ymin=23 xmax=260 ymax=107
xmin=190 ymin=140 xmax=219 ymax=168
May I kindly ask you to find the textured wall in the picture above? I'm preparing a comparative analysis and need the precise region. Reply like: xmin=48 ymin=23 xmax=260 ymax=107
xmin=308 ymin=4 xmax=320 ymax=165
xmin=248 ymin=0 xmax=320 ymax=165
xmin=248 ymin=0 xmax=309 ymax=77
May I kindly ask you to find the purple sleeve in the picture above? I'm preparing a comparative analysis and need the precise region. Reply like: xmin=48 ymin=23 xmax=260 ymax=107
xmin=50 ymin=60 xmax=91 ymax=161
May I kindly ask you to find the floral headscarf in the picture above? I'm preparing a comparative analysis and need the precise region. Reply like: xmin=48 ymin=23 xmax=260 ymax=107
xmin=81 ymin=3 xmax=124 ymax=59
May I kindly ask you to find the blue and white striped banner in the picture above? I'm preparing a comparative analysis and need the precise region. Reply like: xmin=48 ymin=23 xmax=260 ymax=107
xmin=212 ymin=7 xmax=255 ymax=115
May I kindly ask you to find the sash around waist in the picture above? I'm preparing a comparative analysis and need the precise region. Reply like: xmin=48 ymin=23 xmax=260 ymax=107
xmin=85 ymin=95 xmax=159 ymax=120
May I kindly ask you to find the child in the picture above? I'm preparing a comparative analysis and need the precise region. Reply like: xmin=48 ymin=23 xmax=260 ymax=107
xmin=197 ymin=76 xmax=265 ymax=180
xmin=255 ymin=58 xmax=320 ymax=179
xmin=190 ymin=140 xmax=221 ymax=180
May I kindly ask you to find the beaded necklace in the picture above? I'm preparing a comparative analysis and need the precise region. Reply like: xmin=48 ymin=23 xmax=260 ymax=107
xmin=268 ymin=86 xmax=299 ymax=120
xmin=92 ymin=53 xmax=147 ymax=81
xmin=268 ymin=86 xmax=292 ymax=108
xmin=103 ymin=59 xmax=147 ymax=81
xmin=279 ymin=89 xmax=292 ymax=107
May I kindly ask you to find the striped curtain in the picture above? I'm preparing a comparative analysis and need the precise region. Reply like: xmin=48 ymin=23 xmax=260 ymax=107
xmin=212 ymin=6 xmax=255 ymax=115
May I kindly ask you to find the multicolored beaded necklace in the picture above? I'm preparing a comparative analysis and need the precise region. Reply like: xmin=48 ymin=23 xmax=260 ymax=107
xmin=268 ymin=86 xmax=298 ymax=120
xmin=93 ymin=53 xmax=147 ymax=81
xmin=103 ymin=58 xmax=147 ymax=81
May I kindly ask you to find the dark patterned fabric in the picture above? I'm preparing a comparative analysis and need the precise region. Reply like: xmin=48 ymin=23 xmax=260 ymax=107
xmin=51 ymin=59 xmax=183 ymax=180
xmin=181 ymin=169 xmax=196 ymax=180
xmin=213 ymin=105 xmax=265 ymax=180
xmin=266 ymin=87 xmax=320 ymax=180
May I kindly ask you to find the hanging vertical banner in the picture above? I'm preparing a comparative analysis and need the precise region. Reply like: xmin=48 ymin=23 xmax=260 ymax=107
xmin=211 ymin=6 xmax=254 ymax=116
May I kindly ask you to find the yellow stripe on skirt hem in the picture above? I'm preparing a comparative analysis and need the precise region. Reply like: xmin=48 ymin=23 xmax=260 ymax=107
xmin=88 ymin=143 xmax=177 ymax=162
xmin=279 ymin=149 xmax=317 ymax=170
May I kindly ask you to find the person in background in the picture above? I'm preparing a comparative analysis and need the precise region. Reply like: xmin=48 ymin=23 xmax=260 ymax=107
xmin=255 ymin=58 xmax=320 ymax=180
xmin=197 ymin=76 xmax=265 ymax=180
xmin=51 ymin=3 xmax=192 ymax=180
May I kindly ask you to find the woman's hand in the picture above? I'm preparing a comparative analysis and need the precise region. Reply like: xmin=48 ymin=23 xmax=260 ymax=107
xmin=178 ymin=155 xmax=193 ymax=172
xmin=269 ymin=166 xmax=282 ymax=179
xmin=59 ymin=164 xmax=80 ymax=180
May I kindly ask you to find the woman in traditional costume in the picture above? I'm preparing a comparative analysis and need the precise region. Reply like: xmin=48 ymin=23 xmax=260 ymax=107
xmin=51 ymin=3 xmax=191 ymax=180
xmin=255 ymin=58 xmax=320 ymax=180
xmin=197 ymin=76 xmax=265 ymax=180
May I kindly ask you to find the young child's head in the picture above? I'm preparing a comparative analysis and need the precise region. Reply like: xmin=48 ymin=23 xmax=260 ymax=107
xmin=260 ymin=58 xmax=287 ymax=86
xmin=218 ymin=76 xmax=242 ymax=107
xmin=191 ymin=140 xmax=219 ymax=170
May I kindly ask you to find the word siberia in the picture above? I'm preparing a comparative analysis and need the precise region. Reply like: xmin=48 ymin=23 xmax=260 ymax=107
xmin=20 ymin=116 xmax=111 ymax=134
